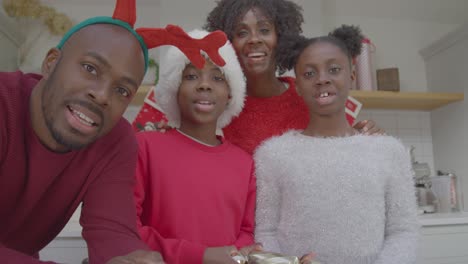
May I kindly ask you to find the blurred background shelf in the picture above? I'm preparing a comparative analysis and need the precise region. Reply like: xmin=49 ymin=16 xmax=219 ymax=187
xmin=132 ymin=86 xmax=464 ymax=111
xmin=350 ymin=90 xmax=464 ymax=111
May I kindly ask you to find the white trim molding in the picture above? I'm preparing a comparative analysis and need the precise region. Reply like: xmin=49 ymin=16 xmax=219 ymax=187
xmin=419 ymin=23 xmax=468 ymax=60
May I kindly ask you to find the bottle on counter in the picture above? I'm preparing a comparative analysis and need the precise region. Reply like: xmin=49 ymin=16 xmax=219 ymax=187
xmin=437 ymin=170 xmax=464 ymax=212
xmin=355 ymin=37 xmax=376 ymax=91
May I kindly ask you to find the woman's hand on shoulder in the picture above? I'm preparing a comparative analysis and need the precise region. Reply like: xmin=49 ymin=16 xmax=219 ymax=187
xmin=238 ymin=243 xmax=263 ymax=256
xmin=141 ymin=120 xmax=172 ymax=133
xmin=353 ymin=119 xmax=385 ymax=135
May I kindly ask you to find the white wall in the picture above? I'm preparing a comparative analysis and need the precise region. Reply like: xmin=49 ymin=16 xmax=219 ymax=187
xmin=323 ymin=16 xmax=457 ymax=92
xmin=359 ymin=109 xmax=435 ymax=174
xmin=11 ymin=0 xmax=462 ymax=90
xmin=420 ymin=24 xmax=468 ymax=211
xmin=0 ymin=8 xmax=23 ymax=71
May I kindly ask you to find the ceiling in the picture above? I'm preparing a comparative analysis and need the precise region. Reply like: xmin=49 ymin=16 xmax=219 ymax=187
xmin=42 ymin=0 xmax=160 ymax=5
xmin=325 ymin=0 xmax=468 ymax=25
xmin=26 ymin=0 xmax=468 ymax=25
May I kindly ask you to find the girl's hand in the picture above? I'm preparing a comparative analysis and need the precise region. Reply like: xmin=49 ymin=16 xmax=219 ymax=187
xmin=203 ymin=246 xmax=238 ymax=264
xmin=353 ymin=119 xmax=385 ymax=135
xmin=238 ymin=243 xmax=263 ymax=256
xmin=300 ymin=252 xmax=318 ymax=264
xmin=106 ymin=250 xmax=165 ymax=264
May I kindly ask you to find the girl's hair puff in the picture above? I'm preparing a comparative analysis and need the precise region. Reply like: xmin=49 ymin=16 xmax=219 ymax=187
xmin=277 ymin=24 xmax=364 ymax=71
xmin=328 ymin=24 xmax=364 ymax=59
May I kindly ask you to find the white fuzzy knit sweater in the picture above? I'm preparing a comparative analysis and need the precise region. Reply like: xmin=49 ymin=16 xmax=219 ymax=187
xmin=254 ymin=131 xmax=419 ymax=264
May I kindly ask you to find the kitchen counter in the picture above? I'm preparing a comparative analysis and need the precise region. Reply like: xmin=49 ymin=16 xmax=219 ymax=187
xmin=58 ymin=212 xmax=468 ymax=238
xmin=418 ymin=211 xmax=468 ymax=226
xmin=57 ymin=220 xmax=82 ymax=238
xmin=51 ymin=212 xmax=468 ymax=264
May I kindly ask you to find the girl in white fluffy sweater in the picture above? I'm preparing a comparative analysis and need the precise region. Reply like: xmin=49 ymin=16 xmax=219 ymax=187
xmin=254 ymin=25 xmax=419 ymax=264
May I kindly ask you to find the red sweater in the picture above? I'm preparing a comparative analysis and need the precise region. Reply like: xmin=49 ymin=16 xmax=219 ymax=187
xmin=0 ymin=71 xmax=148 ymax=263
xmin=132 ymin=77 xmax=308 ymax=155
xmin=134 ymin=130 xmax=256 ymax=264
xmin=223 ymin=77 xmax=309 ymax=154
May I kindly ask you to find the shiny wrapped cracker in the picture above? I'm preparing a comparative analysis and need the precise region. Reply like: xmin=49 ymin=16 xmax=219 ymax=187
xmin=232 ymin=253 xmax=248 ymax=264
xmin=247 ymin=252 xmax=299 ymax=264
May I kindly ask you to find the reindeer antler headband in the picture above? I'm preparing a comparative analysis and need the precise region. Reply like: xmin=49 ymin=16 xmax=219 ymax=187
xmin=56 ymin=0 xmax=227 ymax=72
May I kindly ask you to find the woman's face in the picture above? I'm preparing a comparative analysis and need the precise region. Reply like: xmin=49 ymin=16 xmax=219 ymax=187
xmin=231 ymin=8 xmax=278 ymax=77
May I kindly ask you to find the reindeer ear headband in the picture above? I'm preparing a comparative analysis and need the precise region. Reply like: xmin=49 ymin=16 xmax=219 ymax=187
xmin=56 ymin=0 xmax=227 ymax=73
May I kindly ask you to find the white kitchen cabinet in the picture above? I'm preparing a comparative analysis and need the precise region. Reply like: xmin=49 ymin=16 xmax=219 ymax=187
xmin=40 ymin=237 xmax=87 ymax=264
xmin=417 ymin=212 xmax=468 ymax=264
xmin=39 ymin=220 xmax=87 ymax=264
xmin=42 ymin=213 xmax=468 ymax=264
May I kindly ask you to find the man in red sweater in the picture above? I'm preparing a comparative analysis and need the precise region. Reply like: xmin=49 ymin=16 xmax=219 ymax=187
xmin=0 ymin=1 xmax=167 ymax=263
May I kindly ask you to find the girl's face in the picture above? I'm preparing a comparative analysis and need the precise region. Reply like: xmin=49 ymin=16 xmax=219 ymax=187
xmin=231 ymin=8 xmax=278 ymax=77
xmin=295 ymin=41 xmax=355 ymax=117
xmin=177 ymin=60 xmax=230 ymax=128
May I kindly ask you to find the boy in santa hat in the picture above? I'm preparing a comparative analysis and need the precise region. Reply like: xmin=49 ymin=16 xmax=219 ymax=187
xmin=134 ymin=29 xmax=260 ymax=264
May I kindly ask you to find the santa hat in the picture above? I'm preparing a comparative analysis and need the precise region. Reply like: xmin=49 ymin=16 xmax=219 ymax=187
xmin=155 ymin=29 xmax=246 ymax=129
xmin=56 ymin=0 xmax=227 ymax=73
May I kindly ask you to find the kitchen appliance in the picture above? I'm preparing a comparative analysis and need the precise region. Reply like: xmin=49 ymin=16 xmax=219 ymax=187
xmin=430 ymin=175 xmax=452 ymax=213
xmin=411 ymin=146 xmax=438 ymax=214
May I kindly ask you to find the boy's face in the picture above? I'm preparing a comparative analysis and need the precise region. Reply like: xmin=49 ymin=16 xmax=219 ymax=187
xmin=38 ymin=24 xmax=145 ymax=151
xmin=177 ymin=60 xmax=230 ymax=129
xmin=295 ymin=42 xmax=354 ymax=117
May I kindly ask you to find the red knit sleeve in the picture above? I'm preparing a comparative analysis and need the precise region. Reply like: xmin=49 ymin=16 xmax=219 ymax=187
xmin=234 ymin=161 xmax=256 ymax=248
xmin=133 ymin=133 xmax=207 ymax=264
xmin=80 ymin=123 xmax=150 ymax=264
xmin=0 ymin=74 xmax=8 ymax=163
xmin=0 ymin=72 xmax=57 ymax=263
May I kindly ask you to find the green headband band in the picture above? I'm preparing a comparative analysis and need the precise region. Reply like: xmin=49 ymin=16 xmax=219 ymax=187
xmin=57 ymin=16 xmax=149 ymax=72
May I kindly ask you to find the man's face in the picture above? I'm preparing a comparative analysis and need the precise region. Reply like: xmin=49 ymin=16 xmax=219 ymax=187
xmin=39 ymin=24 xmax=145 ymax=151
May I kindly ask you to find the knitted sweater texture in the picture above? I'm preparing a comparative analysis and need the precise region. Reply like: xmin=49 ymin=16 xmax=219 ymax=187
xmin=254 ymin=131 xmax=419 ymax=264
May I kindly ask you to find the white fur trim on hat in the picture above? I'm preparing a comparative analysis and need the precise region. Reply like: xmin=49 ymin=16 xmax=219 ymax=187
xmin=154 ymin=29 xmax=246 ymax=129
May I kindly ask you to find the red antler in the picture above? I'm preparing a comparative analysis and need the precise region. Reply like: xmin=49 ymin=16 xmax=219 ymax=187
xmin=136 ymin=25 xmax=228 ymax=69
xmin=199 ymin=30 xmax=228 ymax=67
xmin=112 ymin=0 xmax=136 ymax=27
